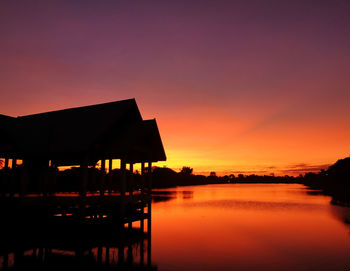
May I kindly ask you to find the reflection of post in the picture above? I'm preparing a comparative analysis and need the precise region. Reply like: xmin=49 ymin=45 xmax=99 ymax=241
xmin=147 ymin=200 xmax=152 ymax=266
xmin=97 ymin=246 xmax=102 ymax=265
xmin=127 ymin=244 xmax=133 ymax=265
xmin=118 ymin=244 xmax=124 ymax=265
xmin=140 ymin=239 xmax=144 ymax=266
xmin=106 ymin=246 xmax=110 ymax=266
xmin=3 ymin=253 xmax=8 ymax=269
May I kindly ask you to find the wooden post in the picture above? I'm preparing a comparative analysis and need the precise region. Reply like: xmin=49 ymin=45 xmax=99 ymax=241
xmin=13 ymin=158 xmax=17 ymax=168
xmin=147 ymin=161 xmax=152 ymax=266
xmin=120 ymin=160 xmax=126 ymax=221
xmin=148 ymin=161 xmax=152 ymax=192
xmin=4 ymin=157 xmax=9 ymax=169
xmin=9 ymin=158 xmax=18 ymax=197
xmin=42 ymin=160 xmax=50 ymax=198
xmin=100 ymin=159 xmax=106 ymax=196
xmin=80 ymin=158 xmax=88 ymax=197
xmin=79 ymin=158 xmax=88 ymax=222
xmin=129 ymin=163 xmax=134 ymax=196
xmin=51 ymin=162 xmax=57 ymax=196
xmin=121 ymin=160 xmax=126 ymax=197
xmin=141 ymin=162 xmax=145 ymax=195
xmin=20 ymin=159 xmax=28 ymax=199
xmin=128 ymin=163 xmax=134 ymax=230
xmin=108 ymin=159 xmax=113 ymax=194
xmin=140 ymin=162 xmax=145 ymax=231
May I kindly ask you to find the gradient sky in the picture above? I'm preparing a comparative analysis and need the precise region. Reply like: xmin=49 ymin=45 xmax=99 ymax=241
xmin=1 ymin=0 xmax=350 ymax=175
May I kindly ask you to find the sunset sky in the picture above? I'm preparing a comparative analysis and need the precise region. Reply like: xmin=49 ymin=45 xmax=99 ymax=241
xmin=1 ymin=1 xmax=350 ymax=176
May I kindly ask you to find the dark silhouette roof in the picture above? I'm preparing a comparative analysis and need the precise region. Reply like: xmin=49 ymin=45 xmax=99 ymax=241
xmin=0 ymin=114 xmax=16 ymax=154
xmin=0 ymin=99 xmax=166 ymax=165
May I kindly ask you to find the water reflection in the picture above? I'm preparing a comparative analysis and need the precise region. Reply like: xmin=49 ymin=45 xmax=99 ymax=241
xmin=152 ymin=190 xmax=194 ymax=203
xmin=151 ymin=184 xmax=350 ymax=271
xmin=2 ymin=184 xmax=350 ymax=271
xmin=330 ymin=204 xmax=350 ymax=230
xmin=0 ymin=209 xmax=155 ymax=270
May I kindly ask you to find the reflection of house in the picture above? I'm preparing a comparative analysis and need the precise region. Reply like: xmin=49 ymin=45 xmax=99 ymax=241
xmin=0 ymin=99 xmax=164 ymax=269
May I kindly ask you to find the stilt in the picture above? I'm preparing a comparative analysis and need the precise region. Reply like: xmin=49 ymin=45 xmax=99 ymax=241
xmin=20 ymin=159 xmax=28 ymax=199
xmin=121 ymin=160 xmax=126 ymax=197
xmin=108 ymin=159 xmax=113 ymax=194
xmin=4 ymin=157 xmax=9 ymax=169
xmin=80 ymin=158 xmax=88 ymax=197
xmin=100 ymin=159 xmax=106 ymax=196
xmin=148 ymin=161 xmax=152 ymax=192
xmin=129 ymin=163 xmax=134 ymax=196
xmin=140 ymin=162 xmax=145 ymax=231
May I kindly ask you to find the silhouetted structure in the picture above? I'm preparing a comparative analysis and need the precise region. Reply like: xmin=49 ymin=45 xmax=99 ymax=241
xmin=0 ymin=99 xmax=165 ymax=269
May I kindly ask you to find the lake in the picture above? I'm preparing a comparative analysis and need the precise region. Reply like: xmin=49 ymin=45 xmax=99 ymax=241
xmin=151 ymin=184 xmax=350 ymax=271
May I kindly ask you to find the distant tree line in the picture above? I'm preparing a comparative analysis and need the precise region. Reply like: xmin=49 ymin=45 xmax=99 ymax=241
xmin=302 ymin=157 xmax=350 ymax=206
xmin=151 ymin=166 xmax=298 ymax=188
xmin=1 ymin=157 xmax=349 ymax=205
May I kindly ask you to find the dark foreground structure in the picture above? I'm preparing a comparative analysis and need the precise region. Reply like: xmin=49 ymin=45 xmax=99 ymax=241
xmin=0 ymin=99 xmax=166 ymax=270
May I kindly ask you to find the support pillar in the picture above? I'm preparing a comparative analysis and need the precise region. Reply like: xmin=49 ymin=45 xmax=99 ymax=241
xmin=120 ymin=160 xmax=126 ymax=221
xmin=129 ymin=163 xmax=134 ymax=196
xmin=148 ymin=161 xmax=152 ymax=193
xmin=121 ymin=160 xmax=126 ymax=197
xmin=10 ymin=158 xmax=18 ymax=197
xmin=50 ymin=162 xmax=57 ymax=196
xmin=4 ymin=157 xmax=9 ymax=169
xmin=80 ymin=158 xmax=88 ymax=197
xmin=20 ymin=159 xmax=28 ymax=199
xmin=140 ymin=162 xmax=145 ymax=231
xmin=108 ymin=159 xmax=113 ymax=194
xmin=100 ymin=159 xmax=106 ymax=196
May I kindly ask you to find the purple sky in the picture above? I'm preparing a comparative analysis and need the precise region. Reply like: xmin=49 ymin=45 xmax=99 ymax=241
xmin=1 ymin=0 xmax=350 ymax=175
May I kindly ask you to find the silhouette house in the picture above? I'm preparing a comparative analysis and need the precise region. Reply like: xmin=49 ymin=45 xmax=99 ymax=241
xmin=0 ymin=98 xmax=166 ymax=197
xmin=0 ymin=99 xmax=163 ymax=269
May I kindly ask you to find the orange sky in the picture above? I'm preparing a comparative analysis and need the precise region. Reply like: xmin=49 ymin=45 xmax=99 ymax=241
xmin=1 ymin=1 xmax=350 ymax=176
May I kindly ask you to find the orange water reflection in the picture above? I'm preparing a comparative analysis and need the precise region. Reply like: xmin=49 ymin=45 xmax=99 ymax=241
xmin=152 ymin=184 xmax=350 ymax=271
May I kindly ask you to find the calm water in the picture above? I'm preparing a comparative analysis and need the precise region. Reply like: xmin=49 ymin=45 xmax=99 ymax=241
xmin=151 ymin=184 xmax=350 ymax=271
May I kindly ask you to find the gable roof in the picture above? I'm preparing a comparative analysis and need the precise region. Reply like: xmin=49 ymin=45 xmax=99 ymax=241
xmin=0 ymin=99 xmax=166 ymax=165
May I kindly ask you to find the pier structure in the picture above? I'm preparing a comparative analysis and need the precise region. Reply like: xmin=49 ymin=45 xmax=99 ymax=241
xmin=0 ymin=99 xmax=165 ymax=270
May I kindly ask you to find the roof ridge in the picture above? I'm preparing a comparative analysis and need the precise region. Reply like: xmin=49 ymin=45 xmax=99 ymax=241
xmin=17 ymin=98 xmax=136 ymax=118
